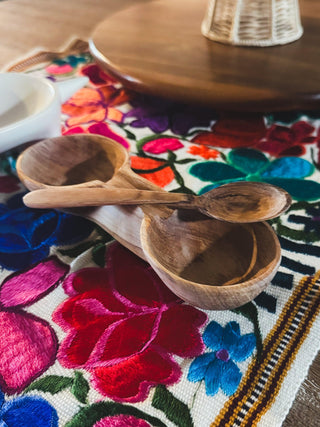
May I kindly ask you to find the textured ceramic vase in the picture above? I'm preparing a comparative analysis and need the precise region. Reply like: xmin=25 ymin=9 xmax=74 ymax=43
xmin=201 ymin=0 xmax=303 ymax=46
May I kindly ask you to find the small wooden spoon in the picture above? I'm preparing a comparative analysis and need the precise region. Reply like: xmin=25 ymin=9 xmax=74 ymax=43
xmin=17 ymin=135 xmax=291 ymax=223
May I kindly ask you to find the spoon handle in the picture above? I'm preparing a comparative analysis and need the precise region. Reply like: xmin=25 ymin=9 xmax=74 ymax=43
xmin=22 ymin=187 xmax=194 ymax=209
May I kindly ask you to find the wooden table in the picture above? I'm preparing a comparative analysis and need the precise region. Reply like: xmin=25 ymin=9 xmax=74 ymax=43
xmin=0 ymin=0 xmax=319 ymax=424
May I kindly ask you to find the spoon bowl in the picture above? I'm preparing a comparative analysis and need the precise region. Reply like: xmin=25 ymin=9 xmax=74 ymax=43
xmin=18 ymin=134 xmax=291 ymax=222
xmin=141 ymin=211 xmax=280 ymax=309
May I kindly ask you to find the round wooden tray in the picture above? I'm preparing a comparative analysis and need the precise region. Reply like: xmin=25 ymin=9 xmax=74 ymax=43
xmin=90 ymin=0 xmax=320 ymax=112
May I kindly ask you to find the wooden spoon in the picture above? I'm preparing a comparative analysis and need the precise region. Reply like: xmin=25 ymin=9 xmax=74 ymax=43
xmin=16 ymin=134 xmax=282 ymax=310
xmin=17 ymin=135 xmax=291 ymax=223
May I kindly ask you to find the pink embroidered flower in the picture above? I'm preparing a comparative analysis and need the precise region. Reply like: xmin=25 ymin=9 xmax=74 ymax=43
xmin=46 ymin=64 xmax=74 ymax=75
xmin=63 ymin=122 xmax=130 ymax=149
xmin=53 ymin=243 xmax=207 ymax=402
xmin=0 ymin=257 xmax=69 ymax=394
xmin=94 ymin=415 xmax=151 ymax=427
xmin=142 ymin=137 xmax=183 ymax=154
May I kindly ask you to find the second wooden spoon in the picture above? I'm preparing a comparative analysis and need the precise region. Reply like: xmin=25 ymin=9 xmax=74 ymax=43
xmin=18 ymin=134 xmax=291 ymax=223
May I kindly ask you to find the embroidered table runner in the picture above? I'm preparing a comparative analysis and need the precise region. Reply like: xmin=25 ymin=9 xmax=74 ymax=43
xmin=0 ymin=44 xmax=319 ymax=427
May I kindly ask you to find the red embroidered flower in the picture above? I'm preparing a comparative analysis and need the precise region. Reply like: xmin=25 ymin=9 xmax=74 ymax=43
xmin=81 ymin=63 xmax=116 ymax=86
xmin=53 ymin=243 xmax=206 ymax=402
xmin=256 ymin=121 xmax=318 ymax=157
xmin=191 ymin=113 xmax=266 ymax=148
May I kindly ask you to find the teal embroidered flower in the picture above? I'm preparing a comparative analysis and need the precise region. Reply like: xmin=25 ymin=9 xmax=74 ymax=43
xmin=188 ymin=321 xmax=256 ymax=396
xmin=189 ymin=148 xmax=320 ymax=201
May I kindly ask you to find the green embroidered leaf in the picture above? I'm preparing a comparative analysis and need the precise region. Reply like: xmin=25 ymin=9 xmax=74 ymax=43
xmin=24 ymin=375 xmax=73 ymax=394
xmin=232 ymin=302 xmax=263 ymax=360
xmin=122 ymin=127 xmax=137 ymax=140
xmin=228 ymin=148 xmax=269 ymax=175
xmin=71 ymin=371 xmax=89 ymax=404
xmin=92 ymin=242 xmax=107 ymax=267
xmin=175 ymin=158 xmax=197 ymax=165
xmin=65 ymin=402 xmax=167 ymax=427
xmin=275 ymin=222 xmax=320 ymax=243
xmin=152 ymin=385 xmax=193 ymax=427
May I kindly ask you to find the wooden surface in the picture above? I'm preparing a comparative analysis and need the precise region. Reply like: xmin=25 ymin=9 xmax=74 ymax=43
xmin=90 ymin=0 xmax=320 ymax=112
xmin=0 ymin=0 xmax=319 ymax=423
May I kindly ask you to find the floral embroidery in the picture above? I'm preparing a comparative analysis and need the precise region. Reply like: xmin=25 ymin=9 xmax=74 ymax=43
xmin=130 ymin=156 xmax=175 ymax=188
xmin=0 ymin=257 xmax=68 ymax=394
xmin=80 ymin=63 xmax=116 ymax=85
xmin=94 ymin=414 xmax=151 ymax=427
xmin=188 ymin=321 xmax=256 ymax=396
xmin=125 ymin=94 xmax=215 ymax=135
xmin=0 ymin=193 xmax=93 ymax=270
xmin=256 ymin=121 xmax=318 ymax=157
xmin=188 ymin=145 xmax=220 ymax=160
xmin=142 ymin=137 xmax=183 ymax=154
xmin=53 ymin=242 xmax=207 ymax=403
xmin=191 ymin=113 xmax=267 ymax=148
xmin=189 ymin=148 xmax=320 ymax=201
xmin=62 ymin=86 xmax=129 ymax=127
xmin=45 ymin=54 xmax=89 ymax=76
xmin=63 ymin=122 xmax=130 ymax=149
xmin=0 ymin=390 xmax=58 ymax=427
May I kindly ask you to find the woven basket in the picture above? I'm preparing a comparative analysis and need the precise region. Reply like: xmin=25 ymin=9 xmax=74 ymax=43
xmin=201 ymin=0 xmax=303 ymax=46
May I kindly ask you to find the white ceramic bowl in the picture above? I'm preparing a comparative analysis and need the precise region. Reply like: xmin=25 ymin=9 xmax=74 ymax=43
xmin=0 ymin=73 xmax=89 ymax=153
xmin=0 ymin=73 xmax=61 ymax=152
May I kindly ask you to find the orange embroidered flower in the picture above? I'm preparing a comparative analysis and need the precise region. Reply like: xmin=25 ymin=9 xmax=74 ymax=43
xmin=130 ymin=156 xmax=175 ymax=188
xmin=62 ymin=86 xmax=130 ymax=127
xmin=188 ymin=145 xmax=220 ymax=160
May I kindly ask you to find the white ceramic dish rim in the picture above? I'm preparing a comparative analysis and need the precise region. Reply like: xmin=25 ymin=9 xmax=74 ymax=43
xmin=0 ymin=72 xmax=59 ymax=134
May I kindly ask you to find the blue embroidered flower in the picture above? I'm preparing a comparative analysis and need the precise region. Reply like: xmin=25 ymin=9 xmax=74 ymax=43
xmin=189 ymin=148 xmax=320 ymax=201
xmin=0 ymin=193 xmax=94 ymax=271
xmin=188 ymin=321 xmax=256 ymax=396
xmin=0 ymin=390 xmax=58 ymax=427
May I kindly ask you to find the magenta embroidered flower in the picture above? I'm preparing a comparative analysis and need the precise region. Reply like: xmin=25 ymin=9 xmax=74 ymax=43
xmin=53 ymin=242 xmax=207 ymax=403
xmin=0 ymin=257 xmax=69 ymax=394
xmin=94 ymin=414 xmax=151 ymax=427
xmin=63 ymin=122 xmax=130 ymax=149
xmin=142 ymin=137 xmax=183 ymax=154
